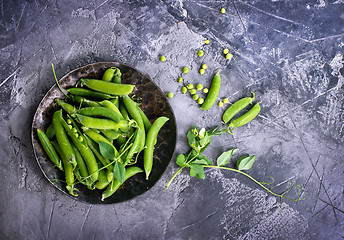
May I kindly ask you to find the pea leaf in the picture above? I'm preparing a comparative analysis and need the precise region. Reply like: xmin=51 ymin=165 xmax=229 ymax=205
xmin=236 ymin=155 xmax=256 ymax=170
xmin=191 ymin=154 xmax=212 ymax=165
xmin=199 ymin=133 xmax=211 ymax=149
xmin=217 ymin=148 xmax=239 ymax=166
xmin=98 ymin=141 xmax=116 ymax=160
xmin=187 ymin=128 xmax=198 ymax=149
xmin=198 ymin=128 xmax=206 ymax=139
xmin=176 ymin=154 xmax=187 ymax=167
xmin=189 ymin=164 xmax=205 ymax=179
xmin=114 ymin=161 xmax=126 ymax=184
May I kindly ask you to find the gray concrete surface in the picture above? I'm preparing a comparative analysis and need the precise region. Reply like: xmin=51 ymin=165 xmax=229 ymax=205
xmin=0 ymin=0 xmax=343 ymax=239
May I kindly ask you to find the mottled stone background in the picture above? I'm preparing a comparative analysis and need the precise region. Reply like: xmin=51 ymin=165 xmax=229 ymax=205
xmin=0 ymin=0 xmax=343 ymax=239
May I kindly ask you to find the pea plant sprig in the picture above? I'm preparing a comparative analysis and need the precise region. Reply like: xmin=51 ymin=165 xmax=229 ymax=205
xmin=165 ymin=126 xmax=307 ymax=206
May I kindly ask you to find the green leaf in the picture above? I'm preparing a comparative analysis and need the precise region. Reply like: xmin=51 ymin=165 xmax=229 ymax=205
xmin=236 ymin=155 xmax=256 ymax=170
xmin=189 ymin=164 xmax=205 ymax=179
xmin=98 ymin=141 xmax=116 ymax=160
xmin=114 ymin=161 xmax=126 ymax=184
xmin=199 ymin=132 xmax=211 ymax=148
xmin=187 ymin=128 xmax=198 ymax=149
xmin=176 ymin=154 xmax=187 ymax=167
xmin=192 ymin=154 xmax=212 ymax=165
xmin=198 ymin=128 xmax=206 ymax=139
xmin=217 ymin=148 xmax=239 ymax=166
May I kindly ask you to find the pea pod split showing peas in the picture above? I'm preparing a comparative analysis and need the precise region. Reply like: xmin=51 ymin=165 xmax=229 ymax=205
xmin=222 ymin=92 xmax=255 ymax=124
xmin=144 ymin=116 xmax=169 ymax=180
xmin=201 ymin=70 xmax=221 ymax=110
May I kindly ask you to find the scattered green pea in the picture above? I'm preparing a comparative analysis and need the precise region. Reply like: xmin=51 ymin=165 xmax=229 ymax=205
xmin=196 ymin=84 xmax=203 ymax=91
xmin=187 ymin=83 xmax=194 ymax=89
xmin=202 ymin=64 xmax=207 ymax=69
xmin=193 ymin=94 xmax=199 ymax=100
xmin=197 ymin=97 xmax=204 ymax=104
xmin=178 ymin=77 xmax=183 ymax=83
xmin=223 ymin=48 xmax=229 ymax=54
xmin=183 ymin=67 xmax=189 ymax=73
xmin=200 ymin=69 xmax=205 ymax=75
xmin=226 ymin=53 xmax=233 ymax=59
xmin=203 ymin=88 xmax=209 ymax=93
xmin=223 ymin=98 xmax=229 ymax=104
xmin=160 ymin=55 xmax=166 ymax=62
xmin=221 ymin=8 xmax=226 ymax=14
xmin=198 ymin=50 xmax=204 ymax=57
xmin=205 ymin=39 xmax=210 ymax=44
xmin=167 ymin=92 xmax=174 ymax=98
xmin=218 ymin=101 xmax=224 ymax=107
xmin=190 ymin=89 xmax=197 ymax=95
xmin=181 ymin=86 xmax=187 ymax=94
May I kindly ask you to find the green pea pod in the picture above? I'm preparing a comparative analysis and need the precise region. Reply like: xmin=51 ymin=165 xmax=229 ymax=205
xmin=72 ymin=145 xmax=94 ymax=189
xmin=102 ymin=67 xmax=122 ymax=83
xmin=137 ymin=106 xmax=151 ymax=131
xmin=124 ymin=127 xmax=144 ymax=165
xmin=144 ymin=116 xmax=169 ymax=180
xmin=76 ymin=114 xmax=128 ymax=130
xmin=67 ymin=88 xmax=114 ymax=99
xmin=60 ymin=118 xmax=99 ymax=182
xmin=94 ymin=169 xmax=110 ymax=190
xmin=52 ymin=110 xmax=76 ymax=167
xmin=99 ymin=100 xmax=124 ymax=120
xmin=51 ymin=141 xmax=77 ymax=196
xmin=55 ymin=99 xmax=76 ymax=116
xmin=101 ymin=166 xmax=143 ymax=201
xmin=84 ymin=135 xmax=113 ymax=171
xmin=228 ymin=102 xmax=261 ymax=130
xmin=200 ymin=70 xmax=221 ymax=110
xmin=69 ymin=94 xmax=101 ymax=107
xmin=100 ymin=129 xmax=120 ymax=141
xmin=119 ymin=102 xmax=130 ymax=121
xmin=36 ymin=129 xmax=63 ymax=170
xmin=222 ymin=92 xmax=255 ymax=124
xmin=45 ymin=124 xmax=55 ymax=140
xmin=80 ymin=79 xmax=134 ymax=96
xmin=109 ymin=97 xmax=120 ymax=108
xmin=77 ymin=106 xmax=122 ymax=123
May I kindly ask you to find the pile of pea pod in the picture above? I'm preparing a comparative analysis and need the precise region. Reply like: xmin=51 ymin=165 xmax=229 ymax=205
xmin=36 ymin=67 xmax=169 ymax=201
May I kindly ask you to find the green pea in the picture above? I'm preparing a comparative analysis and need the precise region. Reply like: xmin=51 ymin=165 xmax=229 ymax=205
xmin=223 ymin=98 xmax=229 ymax=104
xmin=223 ymin=48 xmax=229 ymax=54
xmin=167 ymin=92 xmax=174 ymax=98
xmin=187 ymin=83 xmax=194 ymax=89
xmin=203 ymin=88 xmax=209 ymax=93
xmin=183 ymin=67 xmax=189 ymax=73
xmin=202 ymin=64 xmax=207 ymax=69
xmin=205 ymin=40 xmax=210 ymax=44
xmin=190 ymin=89 xmax=197 ymax=95
xmin=198 ymin=50 xmax=204 ymax=57
xmin=160 ymin=55 xmax=166 ymax=62
xmin=218 ymin=101 xmax=224 ymax=107
xmin=182 ymin=87 xmax=187 ymax=94
xmin=221 ymin=8 xmax=226 ymax=13
xmin=200 ymin=69 xmax=205 ymax=75
xmin=193 ymin=94 xmax=199 ymax=100
xmin=197 ymin=98 xmax=204 ymax=105
xmin=196 ymin=84 xmax=203 ymax=91
xmin=226 ymin=53 xmax=233 ymax=59
xmin=178 ymin=77 xmax=183 ymax=83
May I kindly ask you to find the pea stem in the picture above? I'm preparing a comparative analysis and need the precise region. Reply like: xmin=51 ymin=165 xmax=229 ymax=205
xmin=51 ymin=63 xmax=69 ymax=98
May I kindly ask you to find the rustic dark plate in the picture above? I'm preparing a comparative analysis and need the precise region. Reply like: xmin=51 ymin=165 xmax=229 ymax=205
xmin=31 ymin=62 xmax=177 ymax=204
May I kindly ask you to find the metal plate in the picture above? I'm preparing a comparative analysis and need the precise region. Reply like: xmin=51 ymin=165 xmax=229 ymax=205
xmin=31 ymin=62 xmax=177 ymax=204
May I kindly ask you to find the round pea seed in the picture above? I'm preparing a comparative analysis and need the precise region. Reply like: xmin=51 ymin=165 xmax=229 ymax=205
xmin=202 ymin=64 xmax=207 ymax=69
xmin=78 ymin=136 xmax=84 ymax=142
xmin=226 ymin=53 xmax=233 ymax=59
xmin=74 ymin=133 xmax=79 ymax=138
xmin=187 ymin=83 xmax=194 ymax=89
xmin=193 ymin=94 xmax=199 ymax=100
xmin=190 ymin=89 xmax=197 ymax=95
xmin=68 ymin=124 xmax=73 ymax=129
xmin=200 ymin=69 xmax=205 ymax=75
xmin=67 ymin=119 xmax=72 ymax=124
xmin=203 ymin=88 xmax=209 ymax=93
xmin=198 ymin=50 xmax=204 ymax=57
xmin=218 ymin=101 xmax=224 ymax=107
xmin=178 ymin=77 xmax=183 ymax=83
xmin=221 ymin=8 xmax=226 ymax=14
xmin=160 ymin=55 xmax=166 ymax=62
xmin=167 ymin=92 xmax=174 ymax=98
xmin=223 ymin=48 xmax=229 ymax=54
xmin=72 ymin=128 xmax=78 ymax=133
xmin=181 ymin=87 xmax=187 ymax=94
xmin=197 ymin=97 xmax=204 ymax=104
xmin=205 ymin=40 xmax=210 ymax=44
xmin=196 ymin=84 xmax=203 ymax=91
xmin=183 ymin=67 xmax=189 ymax=73
xmin=223 ymin=98 xmax=229 ymax=104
